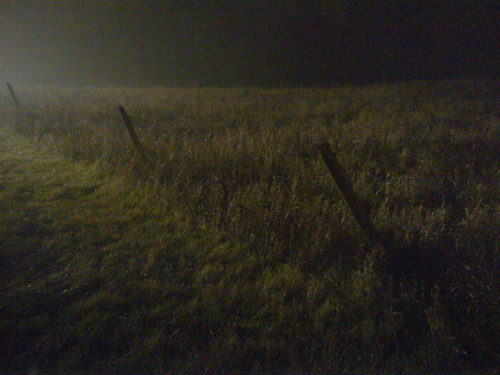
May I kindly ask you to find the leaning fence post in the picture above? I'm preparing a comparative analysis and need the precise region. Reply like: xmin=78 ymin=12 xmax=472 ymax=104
xmin=118 ymin=105 xmax=152 ymax=168
xmin=318 ymin=141 xmax=377 ymax=242
xmin=7 ymin=83 xmax=20 ymax=107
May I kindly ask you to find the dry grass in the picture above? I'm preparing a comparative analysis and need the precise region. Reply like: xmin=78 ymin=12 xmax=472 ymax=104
xmin=0 ymin=79 xmax=498 ymax=374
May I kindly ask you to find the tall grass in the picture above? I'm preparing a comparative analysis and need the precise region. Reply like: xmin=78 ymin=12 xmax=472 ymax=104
xmin=1 ymin=79 xmax=498 ymax=373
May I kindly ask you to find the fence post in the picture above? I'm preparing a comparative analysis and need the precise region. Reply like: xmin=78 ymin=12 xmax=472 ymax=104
xmin=318 ymin=141 xmax=377 ymax=242
xmin=7 ymin=83 xmax=20 ymax=107
xmin=118 ymin=105 xmax=151 ymax=168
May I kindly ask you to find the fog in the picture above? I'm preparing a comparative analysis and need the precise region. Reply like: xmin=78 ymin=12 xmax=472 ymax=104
xmin=1 ymin=1 xmax=497 ymax=86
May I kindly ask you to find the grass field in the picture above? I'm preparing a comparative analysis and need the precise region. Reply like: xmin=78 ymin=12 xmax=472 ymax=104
xmin=0 ymin=79 xmax=498 ymax=374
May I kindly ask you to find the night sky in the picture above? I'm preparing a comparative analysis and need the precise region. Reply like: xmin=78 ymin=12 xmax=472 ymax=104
xmin=0 ymin=0 xmax=498 ymax=87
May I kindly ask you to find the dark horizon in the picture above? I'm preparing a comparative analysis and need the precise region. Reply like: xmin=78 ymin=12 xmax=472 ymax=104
xmin=1 ymin=1 xmax=498 ymax=87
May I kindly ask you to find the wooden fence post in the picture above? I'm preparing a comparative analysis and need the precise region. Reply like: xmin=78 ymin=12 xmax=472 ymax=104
xmin=318 ymin=141 xmax=377 ymax=242
xmin=7 ymin=83 xmax=20 ymax=107
xmin=118 ymin=105 xmax=152 ymax=168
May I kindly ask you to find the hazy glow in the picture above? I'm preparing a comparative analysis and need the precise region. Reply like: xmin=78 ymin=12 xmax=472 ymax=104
xmin=0 ymin=1 xmax=496 ymax=86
